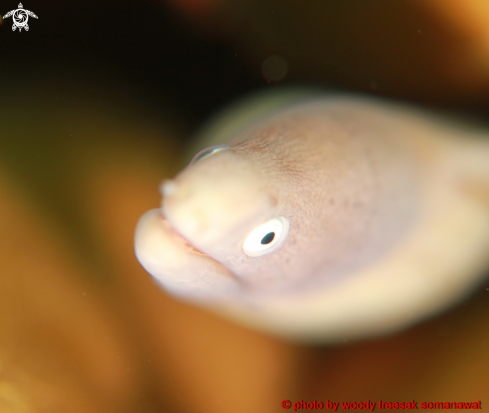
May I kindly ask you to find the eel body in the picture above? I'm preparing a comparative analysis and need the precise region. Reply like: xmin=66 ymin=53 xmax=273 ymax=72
xmin=134 ymin=94 xmax=489 ymax=342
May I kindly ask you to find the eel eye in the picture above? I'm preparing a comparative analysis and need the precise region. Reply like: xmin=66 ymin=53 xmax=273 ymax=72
xmin=242 ymin=217 xmax=289 ymax=257
xmin=189 ymin=144 xmax=230 ymax=166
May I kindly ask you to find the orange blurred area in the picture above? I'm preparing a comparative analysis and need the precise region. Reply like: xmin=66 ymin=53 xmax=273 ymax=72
xmin=0 ymin=168 xmax=140 ymax=413
xmin=427 ymin=0 xmax=489 ymax=50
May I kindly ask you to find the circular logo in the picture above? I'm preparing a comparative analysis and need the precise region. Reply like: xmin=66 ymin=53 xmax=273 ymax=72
xmin=281 ymin=400 xmax=292 ymax=409
xmin=2 ymin=3 xmax=38 ymax=32
xmin=13 ymin=9 xmax=28 ymax=27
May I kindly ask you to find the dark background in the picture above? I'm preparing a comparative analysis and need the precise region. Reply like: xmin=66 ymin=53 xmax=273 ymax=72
xmin=0 ymin=0 xmax=261 ymax=132
xmin=3 ymin=0 xmax=489 ymax=131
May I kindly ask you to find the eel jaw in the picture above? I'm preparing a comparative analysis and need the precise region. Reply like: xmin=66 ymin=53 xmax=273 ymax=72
xmin=134 ymin=209 xmax=241 ymax=300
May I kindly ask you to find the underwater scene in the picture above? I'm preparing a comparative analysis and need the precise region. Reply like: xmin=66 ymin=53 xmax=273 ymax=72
xmin=0 ymin=1 xmax=488 ymax=412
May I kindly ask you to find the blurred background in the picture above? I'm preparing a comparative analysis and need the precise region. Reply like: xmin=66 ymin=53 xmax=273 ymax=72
xmin=1 ymin=0 xmax=489 ymax=412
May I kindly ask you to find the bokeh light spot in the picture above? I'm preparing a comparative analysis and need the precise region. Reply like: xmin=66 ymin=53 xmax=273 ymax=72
xmin=261 ymin=55 xmax=288 ymax=82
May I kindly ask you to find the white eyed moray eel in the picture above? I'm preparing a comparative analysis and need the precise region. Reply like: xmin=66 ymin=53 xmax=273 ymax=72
xmin=134 ymin=92 xmax=489 ymax=343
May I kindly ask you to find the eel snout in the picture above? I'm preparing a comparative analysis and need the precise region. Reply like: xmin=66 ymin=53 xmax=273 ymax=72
xmin=135 ymin=148 xmax=278 ymax=300
xmin=162 ymin=149 xmax=277 ymax=260
xmin=134 ymin=209 xmax=241 ymax=299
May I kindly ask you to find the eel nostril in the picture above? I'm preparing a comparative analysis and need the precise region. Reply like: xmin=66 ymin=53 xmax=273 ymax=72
xmin=160 ymin=179 xmax=177 ymax=197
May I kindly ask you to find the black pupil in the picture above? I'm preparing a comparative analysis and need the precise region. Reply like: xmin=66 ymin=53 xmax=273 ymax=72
xmin=261 ymin=232 xmax=275 ymax=245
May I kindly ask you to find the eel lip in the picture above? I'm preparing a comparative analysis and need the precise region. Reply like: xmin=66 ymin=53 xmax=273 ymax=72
xmin=134 ymin=209 xmax=241 ymax=298
xmin=161 ymin=214 xmax=207 ymax=256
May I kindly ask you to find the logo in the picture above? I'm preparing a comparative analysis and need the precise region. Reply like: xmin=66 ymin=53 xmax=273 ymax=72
xmin=2 ymin=3 xmax=38 ymax=32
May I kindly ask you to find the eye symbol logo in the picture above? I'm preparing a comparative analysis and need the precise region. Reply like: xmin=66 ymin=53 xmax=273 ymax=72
xmin=2 ymin=3 xmax=38 ymax=32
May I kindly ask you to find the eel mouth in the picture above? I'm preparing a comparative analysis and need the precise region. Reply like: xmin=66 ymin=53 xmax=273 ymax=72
xmin=160 ymin=213 xmax=207 ymax=256
xmin=134 ymin=209 xmax=240 ymax=297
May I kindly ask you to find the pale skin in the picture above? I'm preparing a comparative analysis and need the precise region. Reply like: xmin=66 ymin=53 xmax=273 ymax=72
xmin=134 ymin=95 xmax=489 ymax=343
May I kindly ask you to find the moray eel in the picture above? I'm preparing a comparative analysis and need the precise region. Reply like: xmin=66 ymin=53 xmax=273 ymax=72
xmin=134 ymin=93 xmax=489 ymax=343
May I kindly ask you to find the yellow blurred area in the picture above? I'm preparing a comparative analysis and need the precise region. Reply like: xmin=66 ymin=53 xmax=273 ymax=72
xmin=427 ymin=0 xmax=489 ymax=50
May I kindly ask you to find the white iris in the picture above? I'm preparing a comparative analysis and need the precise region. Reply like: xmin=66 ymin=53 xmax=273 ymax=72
xmin=242 ymin=217 xmax=289 ymax=257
